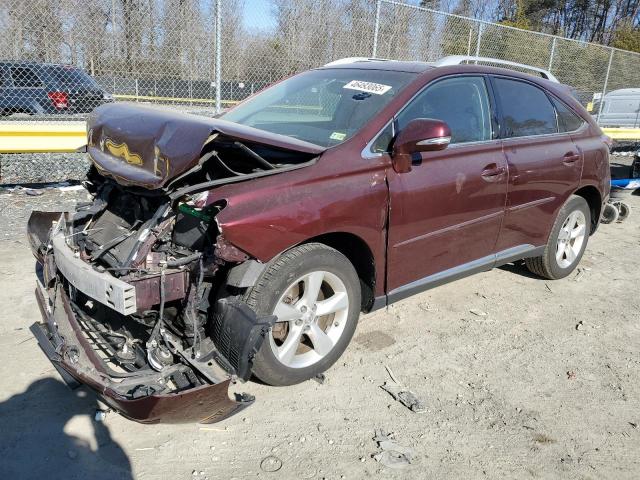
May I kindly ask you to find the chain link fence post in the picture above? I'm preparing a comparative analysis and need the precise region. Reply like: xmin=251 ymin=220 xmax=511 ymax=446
xmin=111 ymin=0 xmax=117 ymax=60
xmin=215 ymin=0 xmax=222 ymax=114
xmin=372 ymin=0 xmax=382 ymax=58
xmin=597 ymin=48 xmax=615 ymax=123
xmin=548 ymin=37 xmax=556 ymax=71
xmin=474 ymin=23 xmax=483 ymax=60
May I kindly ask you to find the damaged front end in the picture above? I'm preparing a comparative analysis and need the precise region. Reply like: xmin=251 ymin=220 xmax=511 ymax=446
xmin=27 ymin=104 xmax=323 ymax=423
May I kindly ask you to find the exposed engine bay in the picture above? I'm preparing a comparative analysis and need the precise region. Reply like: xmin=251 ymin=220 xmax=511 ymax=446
xmin=27 ymin=103 xmax=323 ymax=423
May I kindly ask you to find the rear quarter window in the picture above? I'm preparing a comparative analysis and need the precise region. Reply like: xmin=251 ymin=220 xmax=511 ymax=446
xmin=552 ymin=97 xmax=585 ymax=132
xmin=494 ymin=77 xmax=557 ymax=137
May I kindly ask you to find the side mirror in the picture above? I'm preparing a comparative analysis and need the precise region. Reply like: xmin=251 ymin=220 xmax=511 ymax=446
xmin=391 ymin=118 xmax=451 ymax=173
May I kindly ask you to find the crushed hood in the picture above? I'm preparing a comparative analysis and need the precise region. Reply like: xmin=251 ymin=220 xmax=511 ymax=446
xmin=87 ymin=103 xmax=325 ymax=190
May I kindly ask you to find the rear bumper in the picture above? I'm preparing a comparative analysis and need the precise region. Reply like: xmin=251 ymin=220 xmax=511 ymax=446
xmin=31 ymin=280 xmax=252 ymax=424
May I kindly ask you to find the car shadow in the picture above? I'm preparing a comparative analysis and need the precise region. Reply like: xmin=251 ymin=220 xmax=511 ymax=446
xmin=0 ymin=377 xmax=132 ymax=480
xmin=498 ymin=260 xmax=544 ymax=279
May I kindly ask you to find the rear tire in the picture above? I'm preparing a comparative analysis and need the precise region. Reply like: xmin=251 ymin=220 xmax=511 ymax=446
xmin=243 ymin=243 xmax=361 ymax=386
xmin=525 ymin=195 xmax=590 ymax=280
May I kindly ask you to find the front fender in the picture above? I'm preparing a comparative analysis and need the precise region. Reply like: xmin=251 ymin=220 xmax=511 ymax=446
xmin=208 ymin=166 xmax=389 ymax=265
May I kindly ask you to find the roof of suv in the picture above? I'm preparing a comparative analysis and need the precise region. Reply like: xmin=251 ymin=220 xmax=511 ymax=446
xmin=320 ymin=56 xmax=559 ymax=83
xmin=319 ymin=59 xmax=434 ymax=73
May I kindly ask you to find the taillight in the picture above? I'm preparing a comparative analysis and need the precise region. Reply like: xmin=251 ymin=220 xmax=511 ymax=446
xmin=47 ymin=91 xmax=68 ymax=110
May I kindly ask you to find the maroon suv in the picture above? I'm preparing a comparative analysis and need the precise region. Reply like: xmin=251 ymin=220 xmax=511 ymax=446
xmin=27 ymin=59 xmax=610 ymax=423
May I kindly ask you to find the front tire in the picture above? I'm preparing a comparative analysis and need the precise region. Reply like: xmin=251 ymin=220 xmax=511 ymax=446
xmin=243 ymin=243 xmax=361 ymax=386
xmin=525 ymin=195 xmax=590 ymax=280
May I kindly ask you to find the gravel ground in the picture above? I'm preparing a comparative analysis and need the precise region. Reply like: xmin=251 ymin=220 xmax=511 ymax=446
xmin=0 ymin=153 xmax=89 ymax=184
xmin=0 ymin=160 xmax=639 ymax=480
xmin=0 ymin=182 xmax=91 ymax=239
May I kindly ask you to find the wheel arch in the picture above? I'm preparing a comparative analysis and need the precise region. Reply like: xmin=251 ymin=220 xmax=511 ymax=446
xmin=573 ymin=185 xmax=602 ymax=234
xmin=300 ymin=232 xmax=377 ymax=313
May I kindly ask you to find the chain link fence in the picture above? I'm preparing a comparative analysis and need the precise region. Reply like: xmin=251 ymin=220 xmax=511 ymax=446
xmin=0 ymin=0 xmax=639 ymax=126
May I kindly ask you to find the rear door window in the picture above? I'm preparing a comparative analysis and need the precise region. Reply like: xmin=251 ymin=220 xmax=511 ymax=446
xmin=494 ymin=77 xmax=557 ymax=137
xmin=552 ymin=98 xmax=585 ymax=132
xmin=10 ymin=67 xmax=43 ymax=88
xmin=396 ymin=76 xmax=493 ymax=144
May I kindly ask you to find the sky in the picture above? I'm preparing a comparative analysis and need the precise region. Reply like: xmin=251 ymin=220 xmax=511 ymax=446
xmin=239 ymin=0 xmax=424 ymax=31
xmin=241 ymin=0 xmax=277 ymax=31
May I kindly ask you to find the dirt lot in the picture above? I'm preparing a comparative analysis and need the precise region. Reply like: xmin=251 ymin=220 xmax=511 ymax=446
xmin=0 ymin=182 xmax=639 ymax=480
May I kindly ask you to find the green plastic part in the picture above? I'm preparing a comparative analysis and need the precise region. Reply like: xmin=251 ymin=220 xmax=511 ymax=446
xmin=178 ymin=203 xmax=212 ymax=222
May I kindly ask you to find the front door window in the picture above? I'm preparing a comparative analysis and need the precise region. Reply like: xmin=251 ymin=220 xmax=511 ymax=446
xmin=397 ymin=76 xmax=493 ymax=144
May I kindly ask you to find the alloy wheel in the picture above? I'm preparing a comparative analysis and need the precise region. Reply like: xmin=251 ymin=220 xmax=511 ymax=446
xmin=269 ymin=270 xmax=350 ymax=368
xmin=556 ymin=210 xmax=587 ymax=268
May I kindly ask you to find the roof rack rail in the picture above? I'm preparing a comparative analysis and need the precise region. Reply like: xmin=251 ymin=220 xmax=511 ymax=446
xmin=433 ymin=56 xmax=559 ymax=83
xmin=324 ymin=57 xmax=390 ymax=66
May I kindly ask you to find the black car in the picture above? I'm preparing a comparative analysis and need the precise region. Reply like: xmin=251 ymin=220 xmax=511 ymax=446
xmin=0 ymin=61 xmax=113 ymax=116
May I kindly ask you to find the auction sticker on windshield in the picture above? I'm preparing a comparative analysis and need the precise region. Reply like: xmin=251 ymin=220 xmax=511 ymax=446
xmin=343 ymin=80 xmax=392 ymax=95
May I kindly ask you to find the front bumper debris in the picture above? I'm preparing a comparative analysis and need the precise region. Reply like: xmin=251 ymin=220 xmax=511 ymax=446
xmin=32 ymin=280 xmax=252 ymax=424
xmin=27 ymin=210 xmax=260 ymax=424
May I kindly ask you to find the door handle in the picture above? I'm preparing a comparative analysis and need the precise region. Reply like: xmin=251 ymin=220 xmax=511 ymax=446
xmin=563 ymin=152 xmax=581 ymax=165
xmin=481 ymin=164 xmax=506 ymax=181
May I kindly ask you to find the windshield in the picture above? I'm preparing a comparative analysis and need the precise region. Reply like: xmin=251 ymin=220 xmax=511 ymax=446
xmin=221 ymin=68 xmax=416 ymax=147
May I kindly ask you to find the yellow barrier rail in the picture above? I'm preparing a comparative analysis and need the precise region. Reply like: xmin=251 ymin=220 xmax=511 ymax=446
xmin=601 ymin=128 xmax=640 ymax=141
xmin=114 ymin=94 xmax=240 ymax=105
xmin=0 ymin=122 xmax=87 ymax=153
xmin=1 ymin=122 xmax=639 ymax=155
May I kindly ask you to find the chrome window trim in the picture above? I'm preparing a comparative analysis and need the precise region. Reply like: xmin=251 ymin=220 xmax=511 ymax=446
xmin=362 ymin=119 xmax=395 ymax=159
xmin=500 ymin=121 xmax=589 ymax=143
xmin=446 ymin=138 xmax=503 ymax=149
xmin=416 ymin=136 xmax=451 ymax=146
